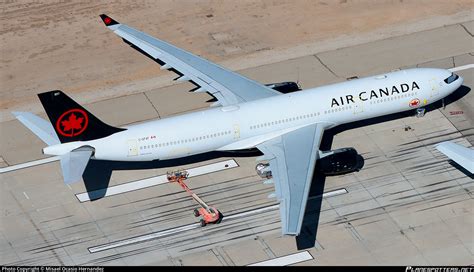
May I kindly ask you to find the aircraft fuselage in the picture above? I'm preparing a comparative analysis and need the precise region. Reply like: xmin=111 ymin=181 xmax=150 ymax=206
xmin=43 ymin=68 xmax=462 ymax=161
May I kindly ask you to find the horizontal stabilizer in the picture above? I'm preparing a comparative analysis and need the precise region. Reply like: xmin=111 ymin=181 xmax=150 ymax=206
xmin=60 ymin=147 xmax=93 ymax=184
xmin=12 ymin=111 xmax=60 ymax=146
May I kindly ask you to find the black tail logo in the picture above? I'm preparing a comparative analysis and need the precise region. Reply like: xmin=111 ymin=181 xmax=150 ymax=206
xmin=56 ymin=109 xmax=89 ymax=137
xmin=38 ymin=90 xmax=126 ymax=143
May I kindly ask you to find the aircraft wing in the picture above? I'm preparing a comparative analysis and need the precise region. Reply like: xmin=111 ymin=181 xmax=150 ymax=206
xmin=256 ymin=124 xmax=325 ymax=235
xmin=436 ymin=141 xmax=474 ymax=174
xmin=99 ymin=14 xmax=280 ymax=106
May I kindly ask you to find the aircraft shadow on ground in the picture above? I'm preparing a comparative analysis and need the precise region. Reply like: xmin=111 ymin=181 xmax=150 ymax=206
xmin=82 ymin=85 xmax=469 ymax=248
xmin=82 ymin=149 xmax=263 ymax=201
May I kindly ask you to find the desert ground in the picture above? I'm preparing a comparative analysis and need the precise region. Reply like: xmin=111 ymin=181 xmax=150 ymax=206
xmin=1 ymin=0 xmax=472 ymax=122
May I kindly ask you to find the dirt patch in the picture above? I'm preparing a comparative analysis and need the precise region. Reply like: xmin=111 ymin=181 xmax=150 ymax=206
xmin=1 ymin=0 xmax=472 ymax=121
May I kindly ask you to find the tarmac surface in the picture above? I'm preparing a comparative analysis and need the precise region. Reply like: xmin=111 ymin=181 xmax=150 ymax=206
xmin=1 ymin=19 xmax=473 ymax=266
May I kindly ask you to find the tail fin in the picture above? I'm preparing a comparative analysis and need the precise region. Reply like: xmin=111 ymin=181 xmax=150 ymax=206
xmin=38 ymin=90 xmax=125 ymax=143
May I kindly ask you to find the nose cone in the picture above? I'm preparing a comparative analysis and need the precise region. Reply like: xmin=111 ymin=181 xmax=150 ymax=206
xmin=447 ymin=73 xmax=463 ymax=95
xmin=453 ymin=74 xmax=464 ymax=90
xmin=439 ymin=68 xmax=463 ymax=95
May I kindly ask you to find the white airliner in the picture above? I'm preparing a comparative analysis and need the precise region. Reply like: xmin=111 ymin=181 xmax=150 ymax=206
xmin=13 ymin=15 xmax=464 ymax=236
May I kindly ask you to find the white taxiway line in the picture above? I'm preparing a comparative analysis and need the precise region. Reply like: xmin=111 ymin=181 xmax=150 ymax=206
xmin=248 ymin=251 xmax=313 ymax=266
xmin=88 ymin=187 xmax=348 ymax=253
xmin=0 ymin=156 xmax=59 ymax=174
xmin=449 ymin=64 xmax=474 ymax=72
xmin=76 ymin=159 xmax=239 ymax=202
xmin=318 ymin=188 xmax=348 ymax=198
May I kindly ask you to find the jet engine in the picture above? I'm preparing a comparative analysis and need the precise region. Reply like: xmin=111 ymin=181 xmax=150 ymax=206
xmin=255 ymin=147 xmax=361 ymax=179
xmin=316 ymin=147 xmax=360 ymax=175
xmin=265 ymin=82 xmax=301 ymax=94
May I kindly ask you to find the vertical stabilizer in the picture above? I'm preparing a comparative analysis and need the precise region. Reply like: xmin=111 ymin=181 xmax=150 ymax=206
xmin=37 ymin=90 xmax=126 ymax=143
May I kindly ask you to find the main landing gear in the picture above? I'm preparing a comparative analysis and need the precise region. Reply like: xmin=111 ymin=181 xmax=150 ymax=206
xmin=255 ymin=162 xmax=272 ymax=179
xmin=167 ymin=170 xmax=222 ymax=227
xmin=416 ymin=107 xmax=426 ymax=118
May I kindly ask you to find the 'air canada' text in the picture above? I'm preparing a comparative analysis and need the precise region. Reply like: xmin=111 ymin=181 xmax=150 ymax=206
xmin=331 ymin=81 xmax=420 ymax=107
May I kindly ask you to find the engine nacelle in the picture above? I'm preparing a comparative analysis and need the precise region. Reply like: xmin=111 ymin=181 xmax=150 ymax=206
xmin=316 ymin=147 xmax=360 ymax=175
xmin=265 ymin=81 xmax=301 ymax=94
xmin=256 ymin=148 xmax=361 ymax=178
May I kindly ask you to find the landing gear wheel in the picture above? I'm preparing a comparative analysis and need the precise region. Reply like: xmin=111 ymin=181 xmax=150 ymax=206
xmin=193 ymin=208 xmax=200 ymax=217
xmin=200 ymin=219 xmax=206 ymax=227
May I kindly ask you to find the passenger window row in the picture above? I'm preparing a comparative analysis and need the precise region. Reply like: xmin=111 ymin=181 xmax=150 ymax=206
xmin=140 ymin=130 xmax=232 ymax=150
xmin=250 ymin=112 xmax=320 ymax=130
xmin=369 ymin=92 xmax=417 ymax=104
xmin=324 ymin=105 xmax=351 ymax=114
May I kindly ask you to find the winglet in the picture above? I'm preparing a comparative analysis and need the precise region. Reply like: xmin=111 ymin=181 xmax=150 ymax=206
xmin=99 ymin=14 xmax=119 ymax=26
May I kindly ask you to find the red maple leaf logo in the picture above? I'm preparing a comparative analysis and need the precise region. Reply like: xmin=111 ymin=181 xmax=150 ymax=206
xmin=61 ymin=113 xmax=83 ymax=132
xmin=56 ymin=109 xmax=88 ymax=137
xmin=409 ymin=99 xmax=420 ymax=108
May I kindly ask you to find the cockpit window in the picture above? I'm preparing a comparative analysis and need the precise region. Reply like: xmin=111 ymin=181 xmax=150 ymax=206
xmin=444 ymin=73 xmax=459 ymax=84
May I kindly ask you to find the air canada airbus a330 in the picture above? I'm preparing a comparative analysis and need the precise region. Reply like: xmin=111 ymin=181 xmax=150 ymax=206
xmin=14 ymin=15 xmax=464 ymax=236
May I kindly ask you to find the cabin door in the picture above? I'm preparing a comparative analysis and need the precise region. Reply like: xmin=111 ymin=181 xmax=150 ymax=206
xmin=233 ymin=124 xmax=240 ymax=139
xmin=127 ymin=139 xmax=139 ymax=156
xmin=353 ymin=97 xmax=364 ymax=114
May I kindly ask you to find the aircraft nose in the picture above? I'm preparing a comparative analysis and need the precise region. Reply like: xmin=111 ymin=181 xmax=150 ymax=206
xmin=451 ymin=73 xmax=463 ymax=93
xmin=456 ymin=74 xmax=464 ymax=87
xmin=441 ymin=69 xmax=463 ymax=94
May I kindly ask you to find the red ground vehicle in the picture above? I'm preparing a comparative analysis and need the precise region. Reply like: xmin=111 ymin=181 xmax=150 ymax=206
xmin=167 ymin=170 xmax=222 ymax=227
xmin=193 ymin=206 xmax=221 ymax=227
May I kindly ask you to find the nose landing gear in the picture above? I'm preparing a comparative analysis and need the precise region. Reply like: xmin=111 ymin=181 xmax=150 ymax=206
xmin=416 ymin=107 xmax=426 ymax=118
